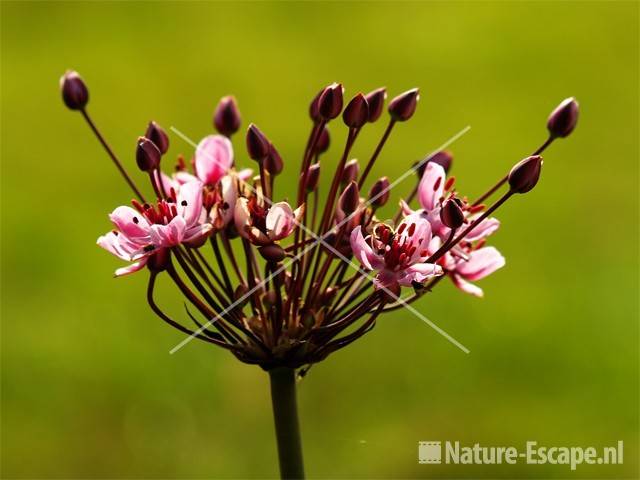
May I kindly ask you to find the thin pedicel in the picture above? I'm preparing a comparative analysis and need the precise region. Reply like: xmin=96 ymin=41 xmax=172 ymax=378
xmin=61 ymin=70 xmax=578 ymax=479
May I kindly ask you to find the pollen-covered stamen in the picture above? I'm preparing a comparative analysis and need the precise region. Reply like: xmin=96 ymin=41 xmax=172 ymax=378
xmin=445 ymin=176 xmax=456 ymax=191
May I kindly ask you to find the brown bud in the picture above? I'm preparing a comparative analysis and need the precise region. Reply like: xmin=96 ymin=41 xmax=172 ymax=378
xmin=369 ymin=176 xmax=390 ymax=207
xmin=305 ymin=163 xmax=320 ymax=191
xmin=258 ymin=244 xmax=286 ymax=263
xmin=547 ymin=97 xmax=579 ymax=138
xmin=388 ymin=88 xmax=419 ymax=121
xmin=508 ymin=155 xmax=543 ymax=194
xmin=342 ymin=93 xmax=369 ymax=128
xmin=338 ymin=181 xmax=360 ymax=215
xmin=318 ymin=83 xmax=344 ymax=120
xmin=315 ymin=126 xmax=330 ymax=154
xmin=264 ymin=143 xmax=283 ymax=176
xmin=341 ymin=159 xmax=359 ymax=186
xmin=309 ymin=87 xmax=324 ymax=123
xmin=440 ymin=198 xmax=465 ymax=228
xmin=365 ymin=87 xmax=386 ymax=122
xmin=136 ymin=136 xmax=161 ymax=172
xmin=246 ymin=123 xmax=270 ymax=161
xmin=145 ymin=121 xmax=169 ymax=155
xmin=60 ymin=70 xmax=88 ymax=110
xmin=213 ymin=95 xmax=241 ymax=136
xmin=234 ymin=285 xmax=250 ymax=306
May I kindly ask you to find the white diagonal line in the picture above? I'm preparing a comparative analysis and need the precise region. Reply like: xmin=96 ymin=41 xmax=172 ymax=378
xmin=168 ymin=125 xmax=470 ymax=353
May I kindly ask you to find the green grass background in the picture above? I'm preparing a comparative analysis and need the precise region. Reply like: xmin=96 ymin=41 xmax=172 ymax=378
xmin=1 ymin=1 xmax=638 ymax=478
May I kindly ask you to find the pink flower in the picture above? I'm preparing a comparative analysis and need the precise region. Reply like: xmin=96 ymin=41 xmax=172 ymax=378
xmin=194 ymin=135 xmax=234 ymax=185
xmin=350 ymin=213 xmax=443 ymax=292
xmin=415 ymin=162 xmax=500 ymax=241
xmin=446 ymin=246 xmax=505 ymax=297
xmin=97 ymin=181 xmax=212 ymax=276
xmin=235 ymin=197 xmax=304 ymax=246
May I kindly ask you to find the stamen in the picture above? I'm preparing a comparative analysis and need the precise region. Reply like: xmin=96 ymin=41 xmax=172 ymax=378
xmin=445 ymin=176 xmax=456 ymax=191
xmin=468 ymin=204 xmax=485 ymax=214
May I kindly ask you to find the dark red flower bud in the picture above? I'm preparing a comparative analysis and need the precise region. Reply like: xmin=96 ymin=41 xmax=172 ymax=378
xmin=341 ymin=159 xmax=359 ymax=186
xmin=145 ymin=121 xmax=169 ymax=155
xmin=258 ymin=244 xmax=286 ymax=263
xmin=147 ymin=249 xmax=170 ymax=273
xmin=305 ymin=163 xmax=320 ymax=192
xmin=342 ymin=93 xmax=369 ymax=128
xmin=415 ymin=150 xmax=453 ymax=177
xmin=365 ymin=87 xmax=386 ymax=122
xmin=508 ymin=155 xmax=543 ymax=194
xmin=309 ymin=87 xmax=324 ymax=123
xmin=547 ymin=97 xmax=579 ymax=139
xmin=315 ymin=126 xmax=330 ymax=154
xmin=136 ymin=136 xmax=161 ymax=172
xmin=318 ymin=83 xmax=344 ymax=120
xmin=338 ymin=181 xmax=360 ymax=215
xmin=369 ymin=176 xmax=390 ymax=207
xmin=440 ymin=198 xmax=465 ymax=228
xmin=246 ymin=123 xmax=270 ymax=161
xmin=213 ymin=95 xmax=241 ymax=136
xmin=60 ymin=70 xmax=89 ymax=110
xmin=264 ymin=143 xmax=284 ymax=176
xmin=388 ymin=88 xmax=419 ymax=121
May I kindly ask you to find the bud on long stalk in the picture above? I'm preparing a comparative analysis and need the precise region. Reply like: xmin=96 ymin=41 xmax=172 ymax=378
xmin=214 ymin=96 xmax=242 ymax=136
xmin=145 ymin=121 xmax=169 ymax=155
xmin=60 ymin=70 xmax=89 ymax=110
xmin=508 ymin=155 xmax=543 ymax=193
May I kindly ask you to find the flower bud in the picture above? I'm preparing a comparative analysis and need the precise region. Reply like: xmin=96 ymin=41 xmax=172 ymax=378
xmin=440 ymin=198 xmax=465 ymax=228
xmin=547 ymin=97 xmax=579 ymax=138
xmin=341 ymin=159 xmax=359 ymax=186
xmin=338 ymin=181 xmax=360 ymax=215
xmin=315 ymin=126 xmax=330 ymax=154
xmin=369 ymin=177 xmax=390 ymax=207
xmin=258 ymin=244 xmax=286 ymax=263
xmin=415 ymin=150 xmax=453 ymax=177
xmin=365 ymin=87 xmax=386 ymax=122
xmin=309 ymin=87 xmax=324 ymax=123
xmin=213 ymin=95 xmax=241 ymax=136
xmin=305 ymin=163 xmax=320 ymax=191
xmin=342 ymin=93 xmax=369 ymax=128
xmin=60 ymin=70 xmax=89 ymax=110
xmin=508 ymin=155 xmax=543 ymax=194
xmin=388 ymin=88 xmax=419 ymax=121
xmin=318 ymin=83 xmax=344 ymax=120
xmin=145 ymin=121 xmax=169 ymax=155
xmin=136 ymin=136 xmax=161 ymax=172
xmin=264 ymin=143 xmax=283 ymax=175
xmin=246 ymin=123 xmax=270 ymax=161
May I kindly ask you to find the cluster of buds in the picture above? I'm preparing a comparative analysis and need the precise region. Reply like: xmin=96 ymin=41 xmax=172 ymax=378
xmin=62 ymin=70 xmax=578 ymax=370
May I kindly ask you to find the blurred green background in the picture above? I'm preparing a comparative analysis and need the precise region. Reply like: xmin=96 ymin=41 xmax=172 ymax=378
xmin=1 ymin=1 xmax=638 ymax=478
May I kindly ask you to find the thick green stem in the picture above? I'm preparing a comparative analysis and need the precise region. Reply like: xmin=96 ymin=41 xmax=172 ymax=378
xmin=269 ymin=367 xmax=305 ymax=479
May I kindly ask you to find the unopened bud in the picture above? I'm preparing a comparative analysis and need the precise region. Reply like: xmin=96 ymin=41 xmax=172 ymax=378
xmin=305 ymin=163 xmax=320 ymax=191
xmin=341 ymin=159 xmax=359 ymax=186
xmin=136 ymin=137 xmax=161 ymax=172
xmin=262 ymin=290 xmax=278 ymax=308
xmin=246 ymin=123 xmax=270 ymax=161
xmin=309 ymin=88 xmax=324 ymax=123
xmin=342 ymin=93 xmax=369 ymax=128
xmin=60 ymin=70 xmax=88 ymax=110
xmin=258 ymin=244 xmax=286 ymax=263
xmin=547 ymin=97 xmax=579 ymax=138
xmin=234 ymin=285 xmax=250 ymax=306
xmin=508 ymin=155 xmax=543 ymax=194
xmin=145 ymin=121 xmax=169 ymax=155
xmin=440 ymin=198 xmax=465 ymax=228
xmin=318 ymin=83 xmax=344 ymax=120
xmin=213 ymin=95 xmax=241 ymax=136
xmin=338 ymin=181 xmax=360 ymax=215
xmin=264 ymin=143 xmax=283 ymax=176
xmin=315 ymin=126 xmax=330 ymax=154
xmin=365 ymin=87 xmax=386 ymax=123
xmin=369 ymin=177 xmax=390 ymax=207
xmin=388 ymin=88 xmax=419 ymax=121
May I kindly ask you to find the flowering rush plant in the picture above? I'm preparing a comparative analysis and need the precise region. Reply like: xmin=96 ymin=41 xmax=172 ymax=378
xmin=61 ymin=70 xmax=578 ymax=479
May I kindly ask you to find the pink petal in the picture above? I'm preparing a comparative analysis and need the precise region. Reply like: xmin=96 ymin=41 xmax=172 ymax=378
xmin=456 ymin=246 xmax=505 ymax=281
xmin=234 ymin=198 xmax=252 ymax=237
xmin=451 ymin=274 xmax=484 ymax=297
xmin=237 ymin=168 xmax=253 ymax=181
xmin=183 ymin=223 xmax=213 ymax=244
xmin=397 ymin=263 xmax=443 ymax=286
xmin=266 ymin=202 xmax=295 ymax=240
xmin=114 ymin=258 xmax=148 ymax=277
xmin=417 ymin=162 xmax=445 ymax=211
xmin=176 ymin=180 xmax=204 ymax=227
xmin=174 ymin=171 xmax=199 ymax=185
xmin=160 ymin=172 xmax=179 ymax=194
xmin=109 ymin=206 xmax=151 ymax=241
xmin=149 ymin=216 xmax=187 ymax=247
xmin=195 ymin=135 xmax=233 ymax=185
xmin=465 ymin=216 xmax=500 ymax=242
xmin=349 ymin=226 xmax=384 ymax=270
xmin=97 ymin=231 xmax=141 ymax=260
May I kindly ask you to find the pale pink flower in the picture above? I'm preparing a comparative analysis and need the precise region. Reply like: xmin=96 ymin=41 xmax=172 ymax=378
xmin=445 ymin=246 xmax=505 ymax=297
xmin=350 ymin=213 xmax=443 ymax=292
xmin=97 ymin=181 xmax=212 ymax=276
xmin=194 ymin=135 xmax=234 ymax=185
xmin=235 ymin=197 xmax=304 ymax=246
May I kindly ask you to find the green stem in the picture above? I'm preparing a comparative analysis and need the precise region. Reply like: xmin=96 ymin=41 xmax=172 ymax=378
xmin=269 ymin=367 xmax=305 ymax=479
